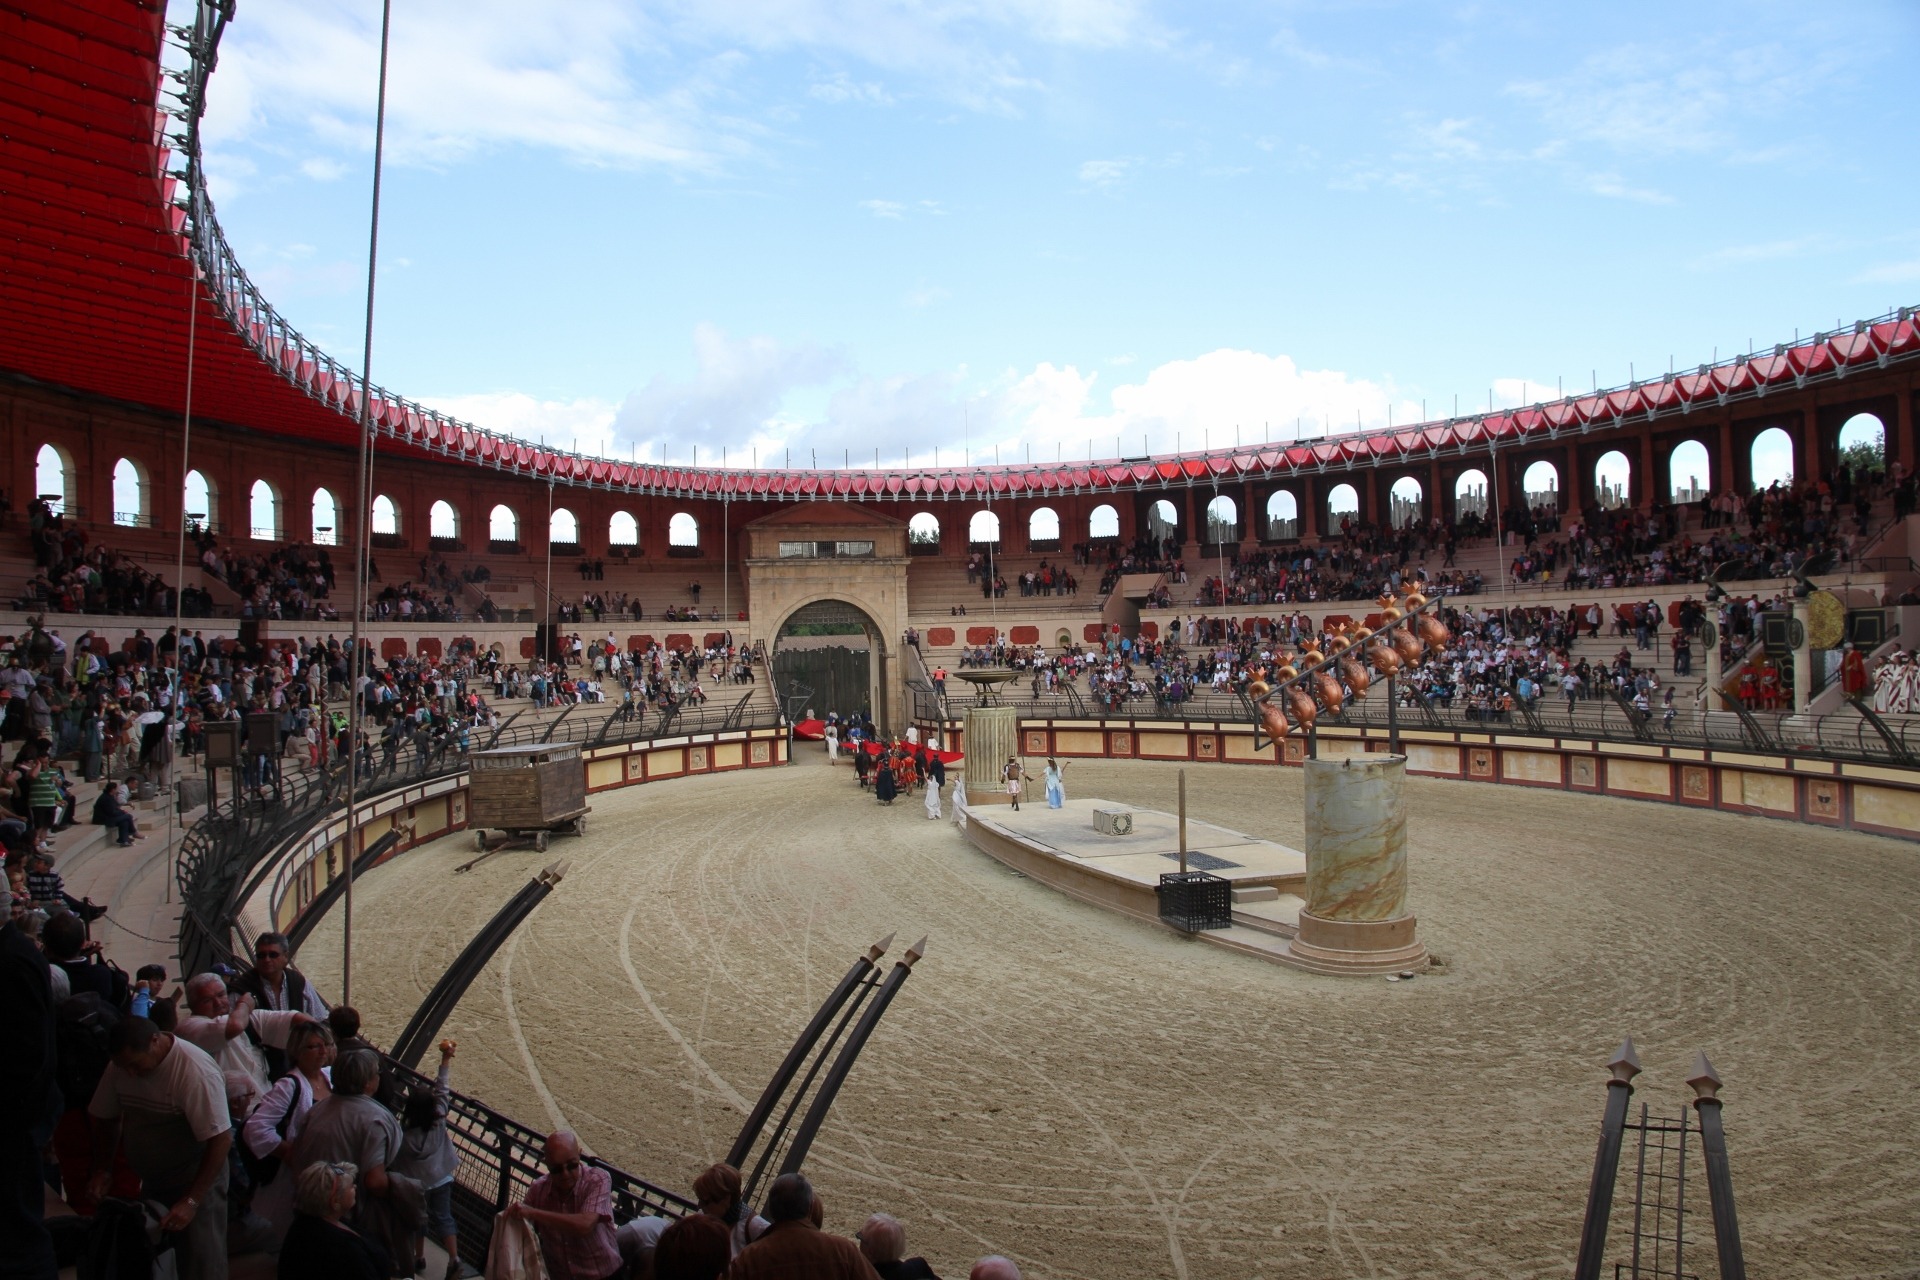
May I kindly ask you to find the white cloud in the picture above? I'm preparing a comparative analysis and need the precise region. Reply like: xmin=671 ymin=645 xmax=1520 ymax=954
xmin=1853 ymin=259 xmax=1920 ymax=285
xmin=861 ymin=199 xmax=906 ymax=219
xmin=1578 ymin=171 xmax=1673 ymax=205
xmin=1077 ymin=157 xmax=1139 ymax=189
xmin=424 ymin=331 xmax=1456 ymax=468
xmin=1691 ymin=235 xmax=1835 ymax=270
xmin=904 ymin=285 xmax=950 ymax=308
xmin=807 ymin=72 xmax=894 ymax=106
xmin=299 ymin=157 xmax=348 ymax=182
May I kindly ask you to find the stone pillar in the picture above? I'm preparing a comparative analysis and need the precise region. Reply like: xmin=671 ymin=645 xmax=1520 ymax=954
xmin=1703 ymin=619 xmax=1724 ymax=712
xmin=1289 ymin=754 xmax=1429 ymax=974
xmin=963 ymin=706 xmax=1020 ymax=806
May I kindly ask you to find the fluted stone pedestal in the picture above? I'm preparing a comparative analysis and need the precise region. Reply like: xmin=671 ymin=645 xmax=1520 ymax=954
xmin=1290 ymin=753 xmax=1429 ymax=975
xmin=963 ymin=707 xmax=1020 ymax=806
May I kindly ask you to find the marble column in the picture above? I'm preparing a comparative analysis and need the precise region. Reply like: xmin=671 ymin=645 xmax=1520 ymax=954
xmin=1290 ymin=753 xmax=1429 ymax=974
xmin=963 ymin=706 xmax=1020 ymax=806
xmin=1789 ymin=599 xmax=1811 ymax=716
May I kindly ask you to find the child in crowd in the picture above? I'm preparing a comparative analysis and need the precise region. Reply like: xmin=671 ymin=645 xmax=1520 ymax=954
xmin=395 ymin=1040 xmax=464 ymax=1280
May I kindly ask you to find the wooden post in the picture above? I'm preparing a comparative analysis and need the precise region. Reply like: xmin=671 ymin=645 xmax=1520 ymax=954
xmin=1177 ymin=768 xmax=1188 ymax=874
xmin=1574 ymin=1038 xmax=1641 ymax=1280
xmin=1688 ymin=1053 xmax=1747 ymax=1280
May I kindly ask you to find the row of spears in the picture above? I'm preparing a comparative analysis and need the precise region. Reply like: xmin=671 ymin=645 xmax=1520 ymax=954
xmin=1249 ymin=582 xmax=1455 ymax=738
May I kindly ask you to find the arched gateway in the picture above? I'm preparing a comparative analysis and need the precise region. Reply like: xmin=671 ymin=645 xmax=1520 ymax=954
xmin=745 ymin=505 xmax=910 ymax=731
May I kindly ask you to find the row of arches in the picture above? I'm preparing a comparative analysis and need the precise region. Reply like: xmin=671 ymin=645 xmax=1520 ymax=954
xmin=33 ymin=412 xmax=1887 ymax=546
xmin=36 ymin=447 xmax=707 ymax=549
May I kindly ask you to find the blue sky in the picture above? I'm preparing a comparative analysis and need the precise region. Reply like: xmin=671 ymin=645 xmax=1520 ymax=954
xmin=181 ymin=0 xmax=1920 ymax=470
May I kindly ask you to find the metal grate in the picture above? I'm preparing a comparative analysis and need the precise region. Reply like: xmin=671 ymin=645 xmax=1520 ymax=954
xmin=1613 ymin=1103 xmax=1705 ymax=1280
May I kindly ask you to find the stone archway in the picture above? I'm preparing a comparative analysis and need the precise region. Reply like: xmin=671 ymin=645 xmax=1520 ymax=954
xmin=772 ymin=598 xmax=885 ymax=725
xmin=743 ymin=505 xmax=911 ymax=730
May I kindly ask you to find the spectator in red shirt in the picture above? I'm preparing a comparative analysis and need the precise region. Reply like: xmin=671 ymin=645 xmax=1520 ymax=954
xmin=506 ymin=1131 xmax=622 ymax=1280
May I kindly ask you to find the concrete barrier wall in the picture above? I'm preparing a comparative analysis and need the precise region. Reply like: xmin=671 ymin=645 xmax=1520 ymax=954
xmin=921 ymin=714 xmax=1920 ymax=843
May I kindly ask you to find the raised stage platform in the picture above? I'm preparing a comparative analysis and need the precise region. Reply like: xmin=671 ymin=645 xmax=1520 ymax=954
xmin=959 ymin=796 xmax=1373 ymax=972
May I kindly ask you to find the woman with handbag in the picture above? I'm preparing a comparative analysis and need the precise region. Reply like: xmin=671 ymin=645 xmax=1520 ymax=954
xmin=244 ymin=1022 xmax=335 ymax=1247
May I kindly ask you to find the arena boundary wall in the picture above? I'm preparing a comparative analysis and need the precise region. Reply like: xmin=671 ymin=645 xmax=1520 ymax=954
xmin=923 ymin=714 xmax=1920 ymax=843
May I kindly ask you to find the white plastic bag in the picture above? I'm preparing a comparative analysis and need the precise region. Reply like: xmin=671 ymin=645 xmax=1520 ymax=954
xmin=485 ymin=1213 xmax=549 ymax=1280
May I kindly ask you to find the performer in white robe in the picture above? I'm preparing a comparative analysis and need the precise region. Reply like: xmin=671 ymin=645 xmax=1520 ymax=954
xmin=826 ymin=723 xmax=840 ymax=764
xmin=924 ymin=773 xmax=942 ymax=819
xmin=1874 ymin=652 xmax=1914 ymax=714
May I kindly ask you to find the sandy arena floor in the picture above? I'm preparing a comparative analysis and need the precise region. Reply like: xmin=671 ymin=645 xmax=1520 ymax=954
xmin=301 ymin=753 xmax=1920 ymax=1280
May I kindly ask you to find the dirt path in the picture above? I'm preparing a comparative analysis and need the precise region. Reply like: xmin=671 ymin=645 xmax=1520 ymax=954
xmin=300 ymin=754 xmax=1920 ymax=1279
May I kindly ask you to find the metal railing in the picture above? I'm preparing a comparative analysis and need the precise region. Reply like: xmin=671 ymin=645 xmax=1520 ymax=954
xmin=914 ymin=679 xmax=1920 ymax=768
xmin=382 ymin=1058 xmax=695 ymax=1271
xmin=178 ymin=695 xmax=783 ymax=979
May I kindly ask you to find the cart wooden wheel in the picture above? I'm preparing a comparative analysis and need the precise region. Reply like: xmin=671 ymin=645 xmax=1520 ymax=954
xmin=574 ymin=814 xmax=587 ymax=836
xmin=473 ymin=830 xmax=487 ymax=851
xmin=535 ymin=830 xmax=550 ymax=852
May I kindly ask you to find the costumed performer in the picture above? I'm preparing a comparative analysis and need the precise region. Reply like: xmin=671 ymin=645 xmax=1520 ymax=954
xmin=1003 ymin=756 xmax=1030 ymax=811
xmin=1043 ymin=757 xmax=1068 ymax=809
xmin=874 ymin=759 xmax=897 ymax=805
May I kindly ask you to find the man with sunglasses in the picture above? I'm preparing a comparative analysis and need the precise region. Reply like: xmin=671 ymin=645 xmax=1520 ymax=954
xmin=232 ymin=931 xmax=327 ymax=1079
xmin=505 ymin=1132 xmax=622 ymax=1280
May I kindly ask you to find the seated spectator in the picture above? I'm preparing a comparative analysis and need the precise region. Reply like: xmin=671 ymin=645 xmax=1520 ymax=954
xmin=25 ymin=849 xmax=106 ymax=919
xmin=859 ymin=1213 xmax=938 ymax=1279
xmin=91 ymin=780 xmax=140 ymax=847
xmin=726 ymin=1172 xmax=877 ymax=1280
xmin=41 ymin=909 xmax=126 ymax=1004
xmin=504 ymin=1131 xmax=622 ymax=1280
xmin=280 ymin=1159 xmax=392 ymax=1280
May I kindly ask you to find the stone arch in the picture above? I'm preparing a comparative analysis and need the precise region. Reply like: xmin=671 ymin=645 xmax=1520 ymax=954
xmin=766 ymin=593 xmax=896 ymax=732
xmin=1088 ymin=504 xmax=1120 ymax=540
xmin=609 ymin=510 xmax=639 ymax=547
xmin=35 ymin=442 xmax=75 ymax=514
xmin=669 ymin=511 xmax=700 ymax=548
xmin=1388 ymin=476 xmax=1422 ymax=529
xmin=371 ymin=493 xmax=401 ymax=536
xmin=250 ymin=479 xmax=283 ymax=541
xmin=1750 ymin=427 xmax=1794 ymax=490
xmin=430 ymin=500 xmax=460 ymax=540
xmin=1521 ymin=460 xmax=1559 ymax=510
xmin=1028 ymin=506 xmax=1061 ymax=546
xmin=1454 ymin=468 xmax=1489 ymax=521
xmin=1326 ymin=483 xmax=1359 ymax=527
xmin=908 ymin=511 xmax=941 ymax=550
xmin=311 ymin=487 xmax=340 ymax=544
xmin=550 ymin=506 xmax=579 ymax=545
xmin=1593 ymin=450 xmax=1631 ymax=511
xmin=1204 ymin=493 xmax=1238 ymax=541
xmin=112 ymin=456 xmax=150 ymax=527
xmin=969 ymin=509 xmax=1001 ymax=545
xmin=1668 ymin=440 xmax=1711 ymax=503
xmin=183 ymin=469 xmax=216 ymax=532
xmin=1838 ymin=411 xmax=1886 ymax=474
xmin=489 ymin=503 xmax=519 ymax=544
xmin=1264 ymin=489 xmax=1298 ymax=540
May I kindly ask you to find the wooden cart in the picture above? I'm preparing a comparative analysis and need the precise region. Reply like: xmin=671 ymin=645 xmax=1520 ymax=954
xmin=467 ymin=743 xmax=590 ymax=852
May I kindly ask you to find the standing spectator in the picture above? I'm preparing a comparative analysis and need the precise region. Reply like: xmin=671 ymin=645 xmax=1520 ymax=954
xmin=394 ymin=1043 xmax=462 ymax=1280
xmin=726 ymin=1173 xmax=878 ymax=1280
xmin=505 ymin=1132 xmax=622 ymax=1280
xmin=233 ymin=931 xmax=329 ymax=1076
xmin=654 ymin=1213 xmax=732 ymax=1280
xmin=243 ymin=1022 xmax=334 ymax=1248
xmin=176 ymin=973 xmax=310 ymax=1119
xmin=0 ymin=907 xmax=62 ymax=1280
xmin=294 ymin=1049 xmax=403 ymax=1235
xmin=87 ymin=1016 xmax=233 ymax=1280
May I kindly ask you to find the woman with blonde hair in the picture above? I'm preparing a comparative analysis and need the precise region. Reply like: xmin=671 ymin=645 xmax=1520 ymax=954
xmin=279 ymin=1161 xmax=391 ymax=1280
xmin=244 ymin=1021 xmax=335 ymax=1246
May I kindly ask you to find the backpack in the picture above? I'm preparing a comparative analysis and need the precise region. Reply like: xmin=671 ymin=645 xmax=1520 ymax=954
xmin=78 ymin=1197 xmax=171 ymax=1280
xmin=55 ymin=992 xmax=121 ymax=1113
